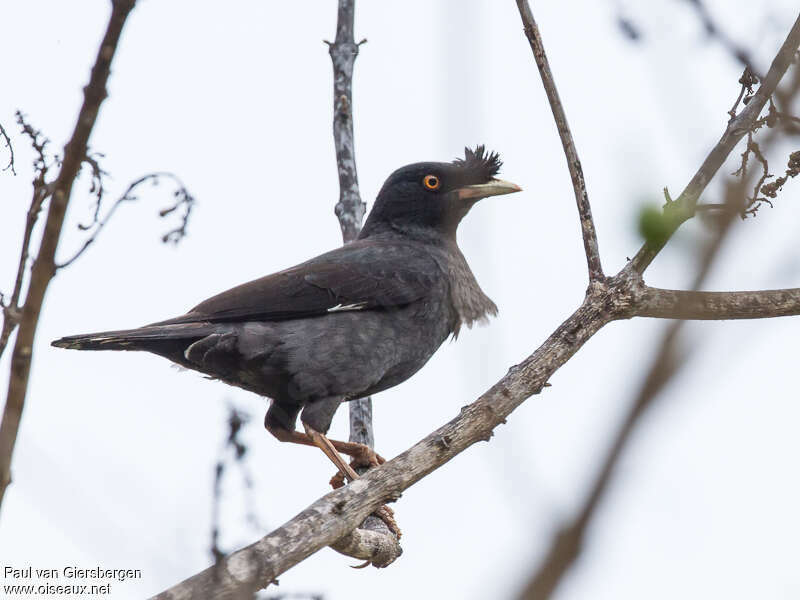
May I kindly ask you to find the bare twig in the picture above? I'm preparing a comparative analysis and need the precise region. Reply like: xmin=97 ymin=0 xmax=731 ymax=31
xmin=211 ymin=406 xmax=264 ymax=563
xmin=0 ymin=0 xmax=137 ymax=512
xmin=516 ymin=0 xmax=604 ymax=283
xmin=56 ymin=171 xmax=195 ymax=269
xmin=0 ymin=122 xmax=15 ymax=175
xmin=631 ymin=12 xmax=800 ymax=273
xmin=728 ymin=67 xmax=758 ymax=121
xmin=79 ymin=151 xmax=108 ymax=223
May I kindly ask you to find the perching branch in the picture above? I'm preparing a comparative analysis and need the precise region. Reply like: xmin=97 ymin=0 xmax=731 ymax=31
xmin=516 ymin=0 xmax=604 ymax=283
xmin=0 ymin=0 xmax=137 ymax=513
xmin=152 ymin=8 xmax=800 ymax=600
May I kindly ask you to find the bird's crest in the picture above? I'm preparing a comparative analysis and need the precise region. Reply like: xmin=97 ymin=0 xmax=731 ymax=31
xmin=452 ymin=145 xmax=502 ymax=181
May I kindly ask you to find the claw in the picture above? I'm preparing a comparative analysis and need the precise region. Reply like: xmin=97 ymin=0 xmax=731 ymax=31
xmin=330 ymin=471 xmax=346 ymax=489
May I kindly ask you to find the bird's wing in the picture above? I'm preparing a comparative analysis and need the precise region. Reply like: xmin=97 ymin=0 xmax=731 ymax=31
xmin=156 ymin=240 xmax=441 ymax=325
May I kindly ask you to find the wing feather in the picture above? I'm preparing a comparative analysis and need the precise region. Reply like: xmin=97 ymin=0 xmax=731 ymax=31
xmin=154 ymin=239 xmax=439 ymax=325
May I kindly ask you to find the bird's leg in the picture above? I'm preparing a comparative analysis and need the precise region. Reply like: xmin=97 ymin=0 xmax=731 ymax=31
xmin=266 ymin=425 xmax=386 ymax=468
xmin=300 ymin=423 xmax=401 ymax=539
xmin=302 ymin=423 xmax=360 ymax=482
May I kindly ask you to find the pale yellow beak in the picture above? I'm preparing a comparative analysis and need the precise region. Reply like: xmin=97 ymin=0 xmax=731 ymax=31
xmin=456 ymin=179 xmax=522 ymax=201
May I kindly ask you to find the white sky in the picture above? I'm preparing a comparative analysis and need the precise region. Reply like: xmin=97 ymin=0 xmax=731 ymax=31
xmin=1 ymin=1 xmax=800 ymax=599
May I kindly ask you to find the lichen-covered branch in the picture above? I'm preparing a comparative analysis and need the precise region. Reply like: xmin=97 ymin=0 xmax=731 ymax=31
xmin=515 ymin=0 xmax=604 ymax=283
xmin=0 ymin=0 xmax=137 ymax=513
xmin=328 ymin=0 xmax=366 ymax=245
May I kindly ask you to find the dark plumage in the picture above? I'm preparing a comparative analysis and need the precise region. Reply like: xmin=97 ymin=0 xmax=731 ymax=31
xmin=53 ymin=146 xmax=521 ymax=462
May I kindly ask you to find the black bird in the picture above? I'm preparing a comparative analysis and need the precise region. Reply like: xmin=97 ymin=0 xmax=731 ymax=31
xmin=53 ymin=146 xmax=521 ymax=486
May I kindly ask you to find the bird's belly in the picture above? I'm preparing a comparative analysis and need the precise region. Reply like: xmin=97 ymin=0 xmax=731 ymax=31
xmin=223 ymin=304 xmax=453 ymax=404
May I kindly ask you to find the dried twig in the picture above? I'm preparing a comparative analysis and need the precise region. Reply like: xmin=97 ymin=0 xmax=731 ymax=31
xmin=516 ymin=0 xmax=604 ymax=283
xmin=728 ymin=67 xmax=758 ymax=121
xmin=0 ymin=0 xmax=137 ymax=512
xmin=0 ymin=121 xmax=15 ymax=175
xmin=56 ymin=171 xmax=195 ymax=269
xmin=211 ymin=406 xmax=263 ymax=563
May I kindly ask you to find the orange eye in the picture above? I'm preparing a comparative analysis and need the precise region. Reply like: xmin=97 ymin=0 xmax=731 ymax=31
xmin=423 ymin=174 xmax=440 ymax=190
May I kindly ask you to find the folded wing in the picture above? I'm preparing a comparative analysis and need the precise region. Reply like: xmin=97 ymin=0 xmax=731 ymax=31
xmin=157 ymin=239 xmax=441 ymax=325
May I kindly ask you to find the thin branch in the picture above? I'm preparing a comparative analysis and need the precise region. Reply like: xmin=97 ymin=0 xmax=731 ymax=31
xmin=630 ymin=12 xmax=800 ymax=273
xmin=0 ymin=0 xmax=137 ymax=513
xmin=515 ymin=0 xmax=604 ymax=283
xmin=728 ymin=67 xmax=758 ymax=121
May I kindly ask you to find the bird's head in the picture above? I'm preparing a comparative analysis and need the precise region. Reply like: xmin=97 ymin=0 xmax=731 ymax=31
xmin=359 ymin=146 xmax=521 ymax=241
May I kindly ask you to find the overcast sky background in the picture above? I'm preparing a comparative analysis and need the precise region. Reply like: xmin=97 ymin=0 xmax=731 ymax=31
xmin=2 ymin=1 xmax=800 ymax=599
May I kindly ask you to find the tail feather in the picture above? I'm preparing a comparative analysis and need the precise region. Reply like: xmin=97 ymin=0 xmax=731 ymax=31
xmin=52 ymin=322 xmax=215 ymax=352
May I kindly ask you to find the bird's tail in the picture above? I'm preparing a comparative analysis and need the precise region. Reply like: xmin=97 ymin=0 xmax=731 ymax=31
xmin=51 ymin=322 xmax=215 ymax=352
